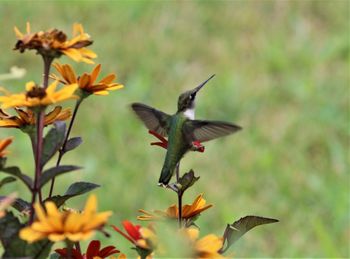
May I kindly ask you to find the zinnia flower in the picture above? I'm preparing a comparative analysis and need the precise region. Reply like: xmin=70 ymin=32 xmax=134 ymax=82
xmin=0 ymin=137 xmax=13 ymax=158
xmin=14 ymin=22 xmax=96 ymax=63
xmin=0 ymin=81 xmax=78 ymax=109
xmin=183 ymin=228 xmax=224 ymax=259
xmin=19 ymin=194 xmax=112 ymax=243
xmin=112 ymin=221 xmax=156 ymax=254
xmin=55 ymin=240 xmax=119 ymax=259
xmin=138 ymin=194 xmax=212 ymax=223
xmin=52 ymin=62 xmax=123 ymax=96
xmin=0 ymin=106 xmax=71 ymax=129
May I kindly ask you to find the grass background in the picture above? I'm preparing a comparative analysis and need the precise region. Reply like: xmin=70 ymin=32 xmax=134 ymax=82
xmin=0 ymin=1 xmax=349 ymax=257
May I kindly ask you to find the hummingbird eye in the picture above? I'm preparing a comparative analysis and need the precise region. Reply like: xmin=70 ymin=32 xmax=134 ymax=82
xmin=190 ymin=93 xmax=195 ymax=100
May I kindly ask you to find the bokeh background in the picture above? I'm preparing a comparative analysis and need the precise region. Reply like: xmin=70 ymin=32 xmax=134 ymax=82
xmin=0 ymin=1 xmax=348 ymax=258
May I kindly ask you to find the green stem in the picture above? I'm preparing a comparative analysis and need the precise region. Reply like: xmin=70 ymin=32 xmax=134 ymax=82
xmin=48 ymin=99 xmax=82 ymax=198
xmin=175 ymin=162 xmax=182 ymax=228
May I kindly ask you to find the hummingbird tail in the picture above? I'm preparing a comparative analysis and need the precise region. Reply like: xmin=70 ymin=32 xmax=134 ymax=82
xmin=158 ymin=166 xmax=173 ymax=186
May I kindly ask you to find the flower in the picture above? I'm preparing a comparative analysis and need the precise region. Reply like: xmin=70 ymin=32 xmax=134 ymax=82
xmin=0 ymin=81 xmax=78 ymax=109
xmin=52 ymin=62 xmax=123 ymax=96
xmin=0 ymin=193 xmax=17 ymax=218
xmin=112 ymin=221 xmax=156 ymax=256
xmin=138 ymin=194 xmax=212 ymax=222
xmin=183 ymin=228 xmax=224 ymax=259
xmin=19 ymin=194 xmax=112 ymax=243
xmin=0 ymin=137 xmax=13 ymax=158
xmin=148 ymin=130 xmax=205 ymax=152
xmin=14 ymin=22 xmax=97 ymax=63
xmin=55 ymin=240 xmax=119 ymax=259
xmin=0 ymin=106 xmax=71 ymax=129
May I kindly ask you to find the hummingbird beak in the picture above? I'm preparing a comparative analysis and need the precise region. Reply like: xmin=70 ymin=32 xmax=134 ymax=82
xmin=192 ymin=74 xmax=216 ymax=95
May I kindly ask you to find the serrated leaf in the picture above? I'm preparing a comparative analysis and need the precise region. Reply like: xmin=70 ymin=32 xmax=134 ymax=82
xmin=41 ymin=121 xmax=66 ymax=167
xmin=39 ymin=165 xmax=81 ymax=188
xmin=0 ymin=166 xmax=33 ymax=190
xmin=0 ymin=176 xmax=16 ymax=188
xmin=64 ymin=137 xmax=82 ymax=153
xmin=0 ymin=196 xmax=30 ymax=212
xmin=0 ymin=211 xmax=53 ymax=258
xmin=178 ymin=169 xmax=200 ymax=194
xmin=221 ymin=215 xmax=279 ymax=253
xmin=45 ymin=181 xmax=100 ymax=208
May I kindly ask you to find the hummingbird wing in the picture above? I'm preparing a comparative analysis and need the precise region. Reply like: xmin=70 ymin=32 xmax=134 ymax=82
xmin=183 ymin=120 xmax=242 ymax=143
xmin=131 ymin=103 xmax=171 ymax=136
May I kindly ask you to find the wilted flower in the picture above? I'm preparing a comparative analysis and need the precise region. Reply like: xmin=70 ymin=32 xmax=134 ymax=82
xmin=112 ymin=220 xmax=156 ymax=257
xmin=19 ymin=194 xmax=112 ymax=243
xmin=52 ymin=62 xmax=123 ymax=97
xmin=0 ymin=106 xmax=70 ymax=129
xmin=0 ymin=193 xmax=17 ymax=218
xmin=149 ymin=130 xmax=205 ymax=152
xmin=0 ymin=81 xmax=77 ymax=109
xmin=138 ymin=194 xmax=212 ymax=223
xmin=183 ymin=228 xmax=224 ymax=259
xmin=0 ymin=137 xmax=13 ymax=158
xmin=14 ymin=22 xmax=96 ymax=63
xmin=55 ymin=240 xmax=119 ymax=259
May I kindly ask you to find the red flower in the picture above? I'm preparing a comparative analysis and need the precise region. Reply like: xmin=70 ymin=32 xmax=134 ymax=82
xmin=148 ymin=130 xmax=205 ymax=152
xmin=55 ymin=240 xmax=119 ymax=259
xmin=112 ymin=220 xmax=142 ymax=245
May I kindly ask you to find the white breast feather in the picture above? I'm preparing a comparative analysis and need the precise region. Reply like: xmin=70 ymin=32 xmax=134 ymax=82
xmin=184 ymin=108 xmax=195 ymax=119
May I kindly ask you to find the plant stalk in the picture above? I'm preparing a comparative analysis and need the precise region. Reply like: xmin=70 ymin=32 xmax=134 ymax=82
xmin=175 ymin=162 xmax=182 ymax=228
xmin=48 ymin=99 xmax=82 ymax=198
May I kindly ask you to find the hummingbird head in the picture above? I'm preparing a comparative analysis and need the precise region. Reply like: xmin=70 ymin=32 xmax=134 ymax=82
xmin=177 ymin=74 xmax=215 ymax=113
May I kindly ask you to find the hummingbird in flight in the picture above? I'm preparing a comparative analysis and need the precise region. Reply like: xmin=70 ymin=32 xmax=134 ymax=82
xmin=131 ymin=75 xmax=242 ymax=186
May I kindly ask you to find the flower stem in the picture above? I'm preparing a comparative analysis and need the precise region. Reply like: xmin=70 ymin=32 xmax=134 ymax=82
xmin=42 ymin=56 xmax=53 ymax=89
xmin=175 ymin=162 xmax=182 ymax=228
xmin=48 ymin=99 xmax=82 ymax=198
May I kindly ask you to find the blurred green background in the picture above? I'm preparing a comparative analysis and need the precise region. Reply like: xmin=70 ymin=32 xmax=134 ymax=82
xmin=0 ymin=1 xmax=348 ymax=258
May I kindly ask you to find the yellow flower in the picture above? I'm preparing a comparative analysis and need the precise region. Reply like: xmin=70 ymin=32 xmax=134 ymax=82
xmin=0 ymin=81 xmax=78 ymax=109
xmin=52 ymin=63 xmax=123 ymax=96
xmin=0 ymin=137 xmax=13 ymax=158
xmin=19 ymin=194 xmax=112 ymax=243
xmin=138 ymin=194 xmax=212 ymax=222
xmin=0 ymin=106 xmax=71 ymax=129
xmin=184 ymin=228 xmax=224 ymax=259
xmin=14 ymin=22 xmax=97 ymax=63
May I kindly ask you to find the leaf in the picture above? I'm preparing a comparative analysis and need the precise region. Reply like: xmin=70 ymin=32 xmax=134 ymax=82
xmin=39 ymin=165 xmax=82 ymax=188
xmin=0 ymin=176 xmax=16 ymax=188
xmin=45 ymin=181 xmax=100 ymax=208
xmin=221 ymin=215 xmax=279 ymax=253
xmin=0 ymin=157 xmax=7 ymax=168
xmin=63 ymin=137 xmax=83 ymax=153
xmin=41 ymin=121 xmax=66 ymax=167
xmin=0 ymin=212 xmax=53 ymax=258
xmin=178 ymin=169 xmax=200 ymax=194
xmin=0 ymin=196 xmax=30 ymax=212
xmin=0 ymin=166 xmax=33 ymax=190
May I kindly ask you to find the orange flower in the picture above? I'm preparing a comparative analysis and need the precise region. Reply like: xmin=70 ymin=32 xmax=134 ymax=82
xmin=0 ymin=106 xmax=71 ymax=129
xmin=138 ymin=194 xmax=212 ymax=222
xmin=0 ymin=81 xmax=78 ymax=109
xmin=0 ymin=137 xmax=13 ymax=158
xmin=52 ymin=63 xmax=123 ymax=96
xmin=14 ymin=22 xmax=96 ymax=63
xmin=183 ymin=228 xmax=224 ymax=259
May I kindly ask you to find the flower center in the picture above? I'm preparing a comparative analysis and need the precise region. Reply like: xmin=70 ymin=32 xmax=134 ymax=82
xmin=26 ymin=86 xmax=47 ymax=99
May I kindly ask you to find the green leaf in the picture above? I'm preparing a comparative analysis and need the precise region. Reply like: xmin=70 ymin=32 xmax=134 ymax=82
xmin=0 ymin=176 xmax=16 ymax=189
xmin=178 ymin=169 xmax=200 ymax=194
xmin=0 ymin=166 xmax=33 ymax=190
xmin=39 ymin=165 xmax=82 ymax=188
xmin=221 ymin=215 xmax=279 ymax=253
xmin=0 ymin=212 xmax=53 ymax=258
xmin=45 ymin=181 xmax=100 ymax=208
xmin=0 ymin=196 xmax=30 ymax=212
xmin=64 ymin=137 xmax=83 ymax=153
xmin=41 ymin=121 xmax=66 ymax=167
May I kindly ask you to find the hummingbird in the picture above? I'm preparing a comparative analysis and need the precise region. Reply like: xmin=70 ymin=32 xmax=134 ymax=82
xmin=131 ymin=75 xmax=242 ymax=186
